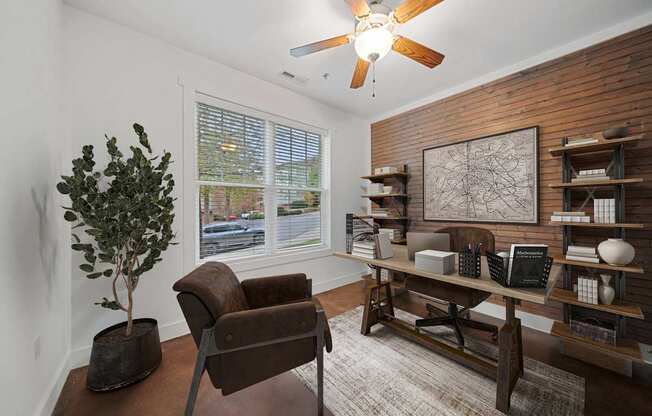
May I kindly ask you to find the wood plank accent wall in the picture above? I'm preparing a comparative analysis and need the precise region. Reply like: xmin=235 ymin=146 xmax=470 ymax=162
xmin=371 ymin=25 xmax=652 ymax=343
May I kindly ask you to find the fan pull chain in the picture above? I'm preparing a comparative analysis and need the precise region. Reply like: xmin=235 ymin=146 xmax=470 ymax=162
xmin=372 ymin=61 xmax=376 ymax=98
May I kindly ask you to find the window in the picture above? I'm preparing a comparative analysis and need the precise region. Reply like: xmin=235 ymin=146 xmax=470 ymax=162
xmin=195 ymin=99 xmax=328 ymax=261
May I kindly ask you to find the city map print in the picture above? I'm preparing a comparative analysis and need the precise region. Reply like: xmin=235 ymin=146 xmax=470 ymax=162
xmin=423 ymin=127 xmax=538 ymax=224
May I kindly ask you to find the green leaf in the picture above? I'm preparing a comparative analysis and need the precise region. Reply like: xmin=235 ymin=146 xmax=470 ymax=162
xmin=79 ymin=264 xmax=94 ymax=273
xmin=64 ymin=211 xmax=77 ymax=222
xmin=71 ymin=233 xmax=80 ymax=243
xmin=86 ymin=272 xmax=102 ymax=279
xmin=95 ymin=297 xmax=121 ymax=310
xmin=103 ymin=269 xmax=113 ymax=277
xmin=56 ymin=182 xmax=71 ymax=194
xmin=71 ymin=243 xmax=91 ymax=252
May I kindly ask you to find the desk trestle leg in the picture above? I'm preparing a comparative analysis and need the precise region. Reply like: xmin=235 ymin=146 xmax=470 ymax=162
xmin=496 ymin=298 xmax=524 ymax=413
xmin=361 ymin=274 xmax=394 ymax=335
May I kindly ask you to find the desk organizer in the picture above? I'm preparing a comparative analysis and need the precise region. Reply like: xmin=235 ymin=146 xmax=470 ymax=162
xmin=487 ymin=251 xmax=553 ymax=288
xmin=458 ymin=251 xmax=481 ymax=278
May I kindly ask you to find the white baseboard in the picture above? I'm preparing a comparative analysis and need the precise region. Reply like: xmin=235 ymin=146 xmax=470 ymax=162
xmin=35 ymin=350 xmax=71 ymax=416
xmin=472 ymin=302 xmax=554 ymax=334
xmin=313 ymin=270 xmax=366 ymax=294
xmin=68 ymin=270 xmax=364 ymax=370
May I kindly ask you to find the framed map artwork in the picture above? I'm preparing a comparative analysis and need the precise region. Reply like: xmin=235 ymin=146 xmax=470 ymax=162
xmin=422 ymin=127 xmax=539 ymax=224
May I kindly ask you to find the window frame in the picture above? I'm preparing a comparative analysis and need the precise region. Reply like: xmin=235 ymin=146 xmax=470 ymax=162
xmin=191 ymin=92 xmax=331 ymax=268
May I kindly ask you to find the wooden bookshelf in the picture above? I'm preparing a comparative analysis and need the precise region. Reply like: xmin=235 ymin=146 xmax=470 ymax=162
xmin=551 ymin=321 xmax=643 ymax=362
xmin=361 ymin=166 xmax=409 ymax=245
xmin=548 ymin=288 xmax=644 ymax=319
xmin=361 ymin=193 xmax=408 ymax=199
xmin=547 ymin=222 xmax=645 ymax=229
xmin=553 ymin=257 xmax=644 ymax=274
xmin=548 ymin=178 xmax=644 ymax=189
xmin=548 ymin=135 xmax=645 ymax=156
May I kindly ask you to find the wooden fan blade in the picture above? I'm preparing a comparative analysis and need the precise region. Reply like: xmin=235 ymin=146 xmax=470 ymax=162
xmin=350 ymin=58 xmax=369 ymax=89
xmin=345 ymin=0 xmax=371 ymax=18
xmin=392 ymin=35 xmax=444 ymax=68
xmin=290 ymin=34 xmax=351 ymax=57
xmin=393 ymin=0 xmax=444 ymax=23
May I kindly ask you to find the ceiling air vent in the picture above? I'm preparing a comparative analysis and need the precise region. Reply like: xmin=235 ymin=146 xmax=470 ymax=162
xmin=279 ymin=70 xmax=308 ymax=85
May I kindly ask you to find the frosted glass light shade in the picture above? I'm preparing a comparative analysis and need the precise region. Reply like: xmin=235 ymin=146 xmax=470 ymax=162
xmin=354 ymin=27 xmax=394 ymax=62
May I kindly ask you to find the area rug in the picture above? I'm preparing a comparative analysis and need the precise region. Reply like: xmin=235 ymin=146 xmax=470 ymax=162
xmin=293 ymin=307 xmax=585 ymax=416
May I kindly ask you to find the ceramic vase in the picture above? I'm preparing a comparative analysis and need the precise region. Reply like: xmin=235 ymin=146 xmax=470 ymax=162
xmin=599 ymin=274 xmax=615 ymax=305
xmin=597 ymin=238 xmax=635 ymax=266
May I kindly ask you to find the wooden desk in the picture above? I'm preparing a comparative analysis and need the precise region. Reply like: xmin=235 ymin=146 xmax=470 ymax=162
xmin=335 ymin=246 xmax=561 ymax=414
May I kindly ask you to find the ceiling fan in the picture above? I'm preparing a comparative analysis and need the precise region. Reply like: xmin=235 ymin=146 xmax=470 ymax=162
xmin=290 ymin=0 xmax=445 ymax=90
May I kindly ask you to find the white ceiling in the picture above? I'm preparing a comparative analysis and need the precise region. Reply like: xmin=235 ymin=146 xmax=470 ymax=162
xmin=64 ymin=0 xmax=652 ymax=118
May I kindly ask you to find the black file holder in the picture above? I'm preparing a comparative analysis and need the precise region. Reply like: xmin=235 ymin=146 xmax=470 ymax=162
xmin=487 ymin=251 xmax=553 ymax=288
xmin=458 ymin=251 xmax=481 ymax=278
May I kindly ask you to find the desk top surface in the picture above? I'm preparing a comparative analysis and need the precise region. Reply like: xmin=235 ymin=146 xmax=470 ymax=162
xmin=335 ymin=245 xmax=561 ymax=305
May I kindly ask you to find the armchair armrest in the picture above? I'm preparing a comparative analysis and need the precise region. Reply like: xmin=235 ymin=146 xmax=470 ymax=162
xmin=240 ymin=273 xmax=310 ymax=309
xmin=214 ymin=301 xmax=317 ymax=350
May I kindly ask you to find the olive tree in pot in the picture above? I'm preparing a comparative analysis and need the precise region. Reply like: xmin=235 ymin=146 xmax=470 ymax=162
xmin=57 ymin=124 xmax=175 ymax=391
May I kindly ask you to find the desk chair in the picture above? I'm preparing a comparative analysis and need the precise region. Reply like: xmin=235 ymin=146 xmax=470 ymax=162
xmin=406 ymin=227 xmax=498 ymax=347
xmin=173 ymin=262 xmax=332 ymax=416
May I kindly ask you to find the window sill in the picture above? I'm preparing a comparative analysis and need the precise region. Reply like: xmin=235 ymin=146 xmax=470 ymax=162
xmin=196 ymin=246 xmax=334 ymax=274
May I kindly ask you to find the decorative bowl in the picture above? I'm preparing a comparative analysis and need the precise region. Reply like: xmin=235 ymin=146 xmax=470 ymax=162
xmin=597 ymin=238 xmax=635 ymax=266
xmin=602 ymin=126 xmax=628 ymax=140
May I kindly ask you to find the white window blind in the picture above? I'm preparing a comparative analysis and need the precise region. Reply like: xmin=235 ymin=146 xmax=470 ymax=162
xmin=195 ymin=100 xmax=327 ymax=261
xmin=274 ymin=124 xmax=322 ymax=250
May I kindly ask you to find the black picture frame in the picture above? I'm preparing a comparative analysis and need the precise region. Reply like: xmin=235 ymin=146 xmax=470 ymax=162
xmin=422 ymin=126 xmax=539 ymax=225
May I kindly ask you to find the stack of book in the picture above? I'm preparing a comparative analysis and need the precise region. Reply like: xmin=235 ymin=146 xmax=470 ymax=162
xmin=550 ymin=211 xmax=590 ymax=223
xmin=374 ymin=166 xmax=398 ymax=175
xmin=566 ymin=245 xmax=600 ymax=263
xmin=564 ymin=136 xmax=599 ymax=147
xmin=351 ymin=240 xmax=376 ymax=260
xmin=594 ymin=198 xmax=615 ymax=223
xmin=577 ymin=275 xmax=598 ymax=305
xmin=366 ymin=183 xmax=384 ymax=195
xmin=346 ymin=214 xmax=374 ymax=253
xmin=370 ymin=208 xmax=389 ymax=218
xmin=571 ymin=168 xmax=610 ymax=183
xmin=379 ymin=228 xmax=401 ymax=242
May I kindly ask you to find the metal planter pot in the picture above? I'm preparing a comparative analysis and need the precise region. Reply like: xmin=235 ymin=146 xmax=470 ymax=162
xmin=86 ymin=318 xmax=162 ymax=391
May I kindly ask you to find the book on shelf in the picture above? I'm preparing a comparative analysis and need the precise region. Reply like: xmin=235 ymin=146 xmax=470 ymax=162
xmin=565 ymin=255 xmax=600 ymax=263
xmin=507 ymin=244 xmax=549 ymax=287
xmin=550 ymin=211 xmax=590 ymax=223
xmin=577 ymin=276 xmax=598 ymax=304
xmin=567 ymin=245 xmax=596 ymax=255
xmin=578 ymin=168 xmax=607 ymax=176
xmin=564 ymin=137 xmax=599 ymax=147
xmin=550 ymin=215 xmax=590 ymax=223
xmin=566 ymin=250 xmax=598 ymax=258
xmin=593 ymin=198 xmax=615 ymax=224
xmin=571 ymin=175 xmax=610 ymax=183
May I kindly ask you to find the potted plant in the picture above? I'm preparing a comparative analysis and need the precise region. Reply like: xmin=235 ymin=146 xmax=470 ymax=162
xmin=57 ymin=124 xmax=175 ymax=391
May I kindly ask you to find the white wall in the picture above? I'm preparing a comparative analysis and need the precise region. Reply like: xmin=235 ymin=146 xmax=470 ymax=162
xmin=0 ymin=1 xmax=71 ymax=415
xmin=63 ymin=6 xmax=369 ymax=368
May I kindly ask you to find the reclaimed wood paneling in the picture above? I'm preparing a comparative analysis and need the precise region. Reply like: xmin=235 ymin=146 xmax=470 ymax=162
xmin=371 ymin=25 xmax=652 ymax=343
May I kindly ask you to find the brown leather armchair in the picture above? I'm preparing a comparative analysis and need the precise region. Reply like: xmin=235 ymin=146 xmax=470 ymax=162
xmin=173 ymin=262 xmax=332 ymax=416
xmin=406 ymin=227 xmax=498 ymax=346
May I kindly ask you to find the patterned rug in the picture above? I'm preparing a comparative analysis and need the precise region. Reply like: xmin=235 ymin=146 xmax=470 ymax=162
xmin=293 ymin=307 xmax=585 ymax=416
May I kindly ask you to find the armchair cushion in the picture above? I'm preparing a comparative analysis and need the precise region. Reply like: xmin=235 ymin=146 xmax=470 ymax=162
xmin=172 ymin=262 xmax=249 ymax=319
xmin=215 ymin=301 xmax=317 ymax=350
xmin=241 ymin=273 xmax=309 ymax=309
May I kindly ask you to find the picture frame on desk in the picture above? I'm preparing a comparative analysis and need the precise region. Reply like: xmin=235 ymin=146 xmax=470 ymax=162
xmin=421 ymin=126 xmax=539 ymax=224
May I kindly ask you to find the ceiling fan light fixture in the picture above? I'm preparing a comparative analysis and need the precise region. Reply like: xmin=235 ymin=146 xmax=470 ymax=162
xmin=354 ymin=26 xmax=394 ymax=62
